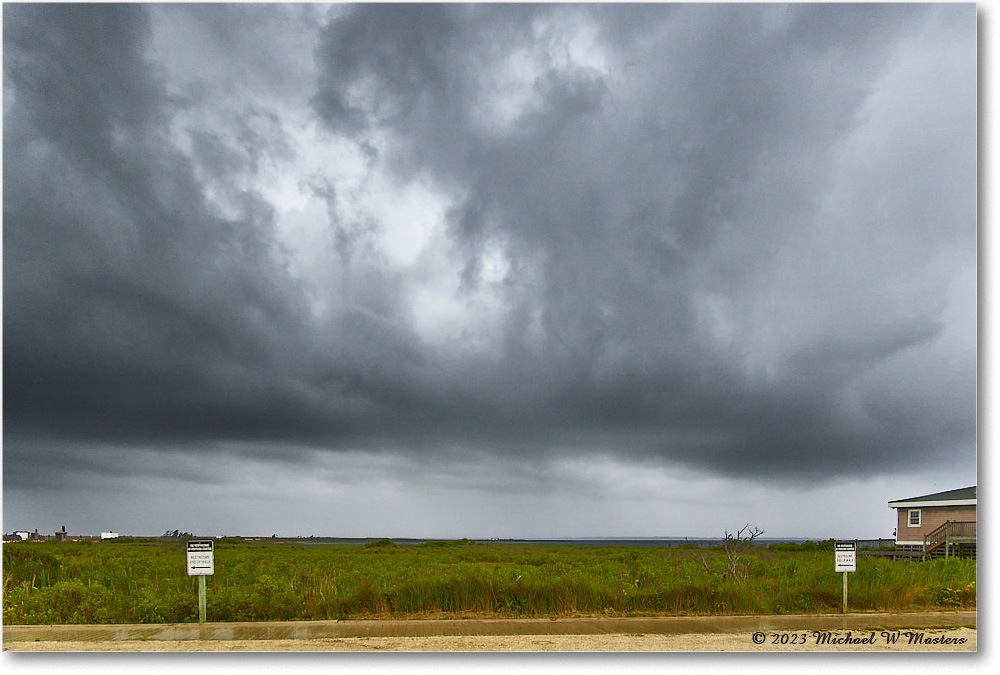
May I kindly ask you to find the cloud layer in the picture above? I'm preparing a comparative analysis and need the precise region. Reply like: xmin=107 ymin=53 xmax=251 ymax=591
xmin=3 ymin=4 xmax=976 ymax=535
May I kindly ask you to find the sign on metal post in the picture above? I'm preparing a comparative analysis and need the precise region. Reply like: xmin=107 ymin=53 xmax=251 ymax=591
xmin=835 ymin=541 xmax=856 ymax=614
xmin=187 ymin=540 xmax=214 ymax=623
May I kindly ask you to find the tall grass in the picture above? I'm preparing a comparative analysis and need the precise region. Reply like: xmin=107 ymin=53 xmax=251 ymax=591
xmin=2 ymin=540 xmax=975 ymax=624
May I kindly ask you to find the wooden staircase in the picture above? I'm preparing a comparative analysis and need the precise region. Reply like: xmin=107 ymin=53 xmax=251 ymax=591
xmin=923 ymin=521 xmax=976 ymax=560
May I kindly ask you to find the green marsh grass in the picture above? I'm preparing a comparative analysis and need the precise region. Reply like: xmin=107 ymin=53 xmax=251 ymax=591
xmin=2 ymin=540 xmax=975 ymax=624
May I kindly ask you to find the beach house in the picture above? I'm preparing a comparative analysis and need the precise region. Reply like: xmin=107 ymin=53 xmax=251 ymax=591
xmin=888 ymin=485 xmax=976 ymax=559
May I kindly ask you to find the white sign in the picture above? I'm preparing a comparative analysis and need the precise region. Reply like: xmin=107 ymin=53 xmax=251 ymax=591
xmin=186 ymin=540 xmax=215 ymax=576
xmin=835 ymin=541 xmax=856 ymax=573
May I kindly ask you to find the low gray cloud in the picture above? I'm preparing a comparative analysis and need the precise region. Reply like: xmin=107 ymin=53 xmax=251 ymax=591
xmin=3 ymin=4 xmax=976 ymax=535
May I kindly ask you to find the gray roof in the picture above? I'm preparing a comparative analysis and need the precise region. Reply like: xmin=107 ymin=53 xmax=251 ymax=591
xmin=889 ymin=485 xmax=976 ymax=506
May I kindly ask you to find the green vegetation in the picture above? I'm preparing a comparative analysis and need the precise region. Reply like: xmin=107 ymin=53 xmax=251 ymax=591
xmin=769 ymin=540 xmax=837 ymax=553
xmin=2 ymin=540 xmax=975 ymax=625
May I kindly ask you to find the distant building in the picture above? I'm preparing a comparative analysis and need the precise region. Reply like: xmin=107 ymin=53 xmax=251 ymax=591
xmin=101 ymin=532 xmax=120 ymax=540
xmin=888 ymin=486 xmax=976 ymax=558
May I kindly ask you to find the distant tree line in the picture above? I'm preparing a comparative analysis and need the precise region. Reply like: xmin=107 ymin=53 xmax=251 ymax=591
xmin=162 ymin=530 xmax=195 ymax=538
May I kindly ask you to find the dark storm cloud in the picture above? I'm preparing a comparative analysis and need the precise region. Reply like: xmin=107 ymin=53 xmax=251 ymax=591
xmin=310 ymin=2 xmax=976 ymax=477
xmin=2 ymin=4 xmax=330 ymax=445
xmin=3 ymin=3 xmax=976 ymax=490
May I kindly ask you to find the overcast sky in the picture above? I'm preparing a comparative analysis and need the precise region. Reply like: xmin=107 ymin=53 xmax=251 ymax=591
xmin=3 ymin=3 xmax=977 ymax=539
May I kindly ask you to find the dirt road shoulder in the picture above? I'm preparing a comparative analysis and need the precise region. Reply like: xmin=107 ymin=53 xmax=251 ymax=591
xmin=3 ymin=611 xmax=976 ymax=652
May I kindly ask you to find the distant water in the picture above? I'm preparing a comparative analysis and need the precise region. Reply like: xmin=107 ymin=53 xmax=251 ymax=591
xmin=482 ymin=537 xmax=817 ymax=547
xmin=284 ymin=537 xmax=818 ymax=547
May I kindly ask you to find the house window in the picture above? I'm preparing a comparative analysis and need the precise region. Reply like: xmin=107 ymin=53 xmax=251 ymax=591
xmin=908 ymin=509 xmax=921 ymax=527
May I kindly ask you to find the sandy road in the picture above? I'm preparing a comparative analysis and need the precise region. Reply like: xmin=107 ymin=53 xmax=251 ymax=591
xmin=3 ymin=627 xmax=976 ymax=652
xmin=3 ymin=612 xmax=975 ymax=652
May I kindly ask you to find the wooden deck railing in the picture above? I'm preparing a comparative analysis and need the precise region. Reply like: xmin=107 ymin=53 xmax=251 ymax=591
xmin=924 ymin=521 xmax=976 ymax=554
